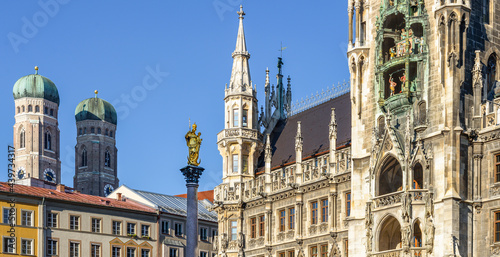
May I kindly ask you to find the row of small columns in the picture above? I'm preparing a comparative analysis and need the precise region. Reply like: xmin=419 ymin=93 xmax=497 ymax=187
xmin=348 ymin=0 xmax=363 ymax=47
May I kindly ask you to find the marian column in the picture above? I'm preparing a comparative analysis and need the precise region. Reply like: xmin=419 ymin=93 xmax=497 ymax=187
xmin=181 ymin=123 xmax=204 ymax=257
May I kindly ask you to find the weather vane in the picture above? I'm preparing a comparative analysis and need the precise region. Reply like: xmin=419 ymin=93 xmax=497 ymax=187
xmin=185 ymin=123 xmax=202 ymax=166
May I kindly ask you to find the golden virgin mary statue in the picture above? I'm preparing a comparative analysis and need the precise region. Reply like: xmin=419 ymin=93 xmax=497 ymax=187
xmin=185 ymin=123 xmax=202 ymax=166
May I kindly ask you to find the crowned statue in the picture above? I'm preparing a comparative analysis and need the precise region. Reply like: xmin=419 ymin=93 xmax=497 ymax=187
xmin=185 ymin=123 xmax=202 ymax=166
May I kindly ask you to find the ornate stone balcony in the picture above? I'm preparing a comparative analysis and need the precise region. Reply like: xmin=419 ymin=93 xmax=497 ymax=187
xmin=372 ymin=249 xmax=401 ymax=257
xmin=217 ymin=128 xmax=262 ymax=142
xmin=373 ymin=191 xmax=403 ymax=208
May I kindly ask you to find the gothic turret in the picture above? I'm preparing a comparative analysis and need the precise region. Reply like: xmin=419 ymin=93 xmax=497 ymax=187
xmin=217 ymin=6 xmax=262 ymax=185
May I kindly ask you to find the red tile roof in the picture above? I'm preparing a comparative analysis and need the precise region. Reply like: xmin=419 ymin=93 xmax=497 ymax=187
xmin=175 ymin=189 xmax=214 ymax=203
xmin=0 ymin=183 xmax=155 ymax=213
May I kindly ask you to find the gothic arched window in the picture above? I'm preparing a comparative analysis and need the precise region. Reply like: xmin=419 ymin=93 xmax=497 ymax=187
xmin=44 ymin=131 xmax=52 ymax=150
xmin=487 ymin=54 xmax=497 ymax=99
xmin=17 ymin=107 xmax=20 ymax=114
xmin=22 ymin=106 xmax=25 ymax=112
xmin=35 ymin=105 xmax=40 ymax=113
xmin=413 ymin=163 xmax=423 ymax=189
xmin=20 ymin=129 xmax=25 ymax=149
xmin=378 ymin=156 xmax=402 ymax=196
xmin=233 ymin=108 xmax=239 ymax=127
xmin=104 ymin=150 xmax=111 ymax=168
xmin=97 ymin=128 xmax=101 ymax=134
xmin=242 ymin=109 xmax=248 ymax=127
xmin=81 ymin=148 xmax=88 ymax=167
xmin=28 ymin=105 xmax=33 ymax=112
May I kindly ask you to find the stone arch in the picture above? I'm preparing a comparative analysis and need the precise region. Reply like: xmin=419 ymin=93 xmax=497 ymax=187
xmin=485 ymin=53 xmax=498 ymax=101
xmin=18 ymin=126 xmax=25 ymax=149
xmin=377 ymin=214 xmax=402 ymax=251
xmin=376 ymin=155 xmax=403 ymax=196
xmin=44 ymin=128 xmax=52 ymax=150
xmin=80 ymin=145 xmax=88 ymax=167
xmin=105 ymin=147 xmax=112 ymax=168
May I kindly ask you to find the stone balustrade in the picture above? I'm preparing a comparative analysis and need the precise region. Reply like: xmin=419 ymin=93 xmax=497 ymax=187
xmin=217 ymin=128 xmax=262 ymax=142
xmin=373 ymin=191 xmax=403 ymax=208
xmin=372 ymin=249 xmax=402 ymax=257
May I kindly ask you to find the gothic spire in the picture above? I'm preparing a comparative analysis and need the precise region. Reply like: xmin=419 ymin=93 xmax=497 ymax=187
xmin=228 ymin=5 xmax=252 ymax=95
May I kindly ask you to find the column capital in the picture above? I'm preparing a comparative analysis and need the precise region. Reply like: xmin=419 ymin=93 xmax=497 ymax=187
xmin=180 ymin=165 xmax=205 ymax=184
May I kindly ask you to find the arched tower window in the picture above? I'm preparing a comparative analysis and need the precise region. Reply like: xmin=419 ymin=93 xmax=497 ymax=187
xmin=97 ymin=128 xmax=101 ymax=134
xmin=242 ymin=109 xmax=248 ymax=127
xmin=20 ymin=129 xmax=25 ymax=149
xmin=81 ymin=148 xmax=88 ymax=167
xmin=418 ymin=101 xmax=426 ymax=125
xmin=486 ymin=54 xmax=497 ymax=100
xmin=28 ymin=105 xmax=33 ymax=112
xmin=105 ymin=129 xmax=109 ymax=136
xmin=413 ymin=220 xmax=422 ymax=247
xmin=17 ymin=107 xmax=20 ymax=114
xmin=378 ymin=156 xmax=402 ymax=196
xmin=104 ymin=150 xmax=111 ymax=168
xmin=35 ymin=106 xmax=40 ymax=113
xmin=79 ymin=128 xmax=82 ymax=135
xmin=413 ymin=163 xmax=423 ymax=189
xmin=91 ymin=127 xmax=95 ymax=134
xmin=44 ymin=131 xmax=52 ymax=150
xmin=110 ymin=131 xmax=113 ymax=138
xmin=83 ymin=128 xmax=87 ymax=134
xmin=379 ymin=216 xmax=402 ymax=251
xmin=233 ymin=108 xmax=239 ymax=127
xmin=22 ymin=106 xmax=25 ymax=112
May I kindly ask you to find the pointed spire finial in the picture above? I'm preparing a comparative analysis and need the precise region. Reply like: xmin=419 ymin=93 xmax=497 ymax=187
xmin=94 ymin=90 xmax=98 ymax=98
xmin=295 ymin=121 xmax=303 ymax=152
xmin=237 ymin=5 xmax=245 ymax=19
xmin=34 ymin=66 xmax=38 ymax=75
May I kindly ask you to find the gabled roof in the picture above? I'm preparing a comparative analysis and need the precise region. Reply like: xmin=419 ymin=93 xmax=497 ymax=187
xmin=261 ymin=93 xmax=351 ymax=170
xmin=0 ymin=183 xmax=155 ymax=213
xmin=134 ymin=189 xmax=217 ymax=223
xmin=110 ymin=185 xmax=217 ymax=223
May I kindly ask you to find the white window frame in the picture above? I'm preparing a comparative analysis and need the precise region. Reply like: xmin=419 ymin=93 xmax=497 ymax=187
xmin=21 ymin=210 xmax=33 ymax=226
xmin=92 ymin=218 xmax=102 ymax=233
xmin=21 ymin=238 xmax=33 ymax=255
xmin=69 ymin=241 xmax=80 ymax=257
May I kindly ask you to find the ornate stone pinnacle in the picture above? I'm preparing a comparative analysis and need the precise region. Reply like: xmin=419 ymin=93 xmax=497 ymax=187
xmin=237 ymin=5 xmax=245 ymax=19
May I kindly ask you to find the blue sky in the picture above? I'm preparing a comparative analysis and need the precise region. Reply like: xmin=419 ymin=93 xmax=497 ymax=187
xmin=0 ymin=1 xmax=350 ymax=195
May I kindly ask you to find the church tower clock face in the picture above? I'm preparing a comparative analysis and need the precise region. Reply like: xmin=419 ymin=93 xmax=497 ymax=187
xmin=104 ymin=184 xmax=114 ymax=196
xmin=43 ymin=168 xmax=56 ymax=182
xmin=17 ymin=167 xmax=25 ymax=179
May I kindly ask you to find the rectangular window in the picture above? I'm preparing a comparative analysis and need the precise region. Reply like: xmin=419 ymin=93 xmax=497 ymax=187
xmin=70 ymin=241 xmax=80 ymax=257
xmin=3 ymin=208 xmax=14 ymax=224
xmin=70 ymin=215 xmax=80 ymax=230
xmin=321 ymin=199 xmax=328 ymax=223
xmin=200 ymin=251 xmax=208 ymax=257
xmin=320 ymin=244 xmax=328 ymax=257
xmin=141 ymin=225 xmax=150 ymax=237
xmin=127 ymin=247 xmax=136 ymax=257
xmin=21 ymin=210 xmax=32 ymax=226
xmin=346 ymin=192 xmax=351 ymax=217
xmin=231 ymin=220 xmax=237 ymax=241
xmin=20 ymin=238 xmax=33 ymax=255
xmin=112 ymin=246 xmax=121 ymax=257
xmin=279 ymin=252 xmax=286 ymax=257
xmin=141 ymin=249 xmax=150 ymax=257
xmin=3 ymin=237 xmax=15 ymax=253
xmin=21 ymin=239 xmax=32 ymax=255
xmin=250 ymin=217 xmax=256 ymax=238
xmin=288 ymin=250 xmax=295 ymax=257
xmin=259 ymin=215 xmax=265 ymax=237
xmin=161 ymin=220 xmax=169 ymax=235
xmin=175 ymin=223 xmax=183 ymax=236
xmin=47 ymin=212 xmax=58 ymax=228
xmin=232 ymin=154 xmax=239 ymax=173
xmin=113 ymin=221 xmax=122 ymax=235
xmin=311 ymin=201 xmax=318 ymax=225
xmin=310 ymin=246 xmax=318 ymax=257
xmin=91 ymin=244 xmax=101 ymax=257
xmin=92 ymin=218 xmax=101 ymax=233
xmin=495 ymin=211 xmax=500 ymax=242
xmin=127 ymin=223 xmax=136 ymax=235
xmin=233 ymin=109 xmax=239 ymax=127
xmin=242 ymin=155 xmax=248 ymax=174
xmin=47 ymin=239 xmax=58 ymax=256
xmin=212 ymin=229 xmax=218 ymax=239
xmin=242 ymin=109 xmax=248 ymax=127
xmin=280 ymin=210 xmax=286 ymax=232
xmin=496 ymin=154 xmax=500 ymax=182
xmin=169 ymin=248 xmax=178 ymax=257
xmin=200 ymin=227 xmax=208 ymax=241
xmin=289 ymin=207 xmax=295 ymax=230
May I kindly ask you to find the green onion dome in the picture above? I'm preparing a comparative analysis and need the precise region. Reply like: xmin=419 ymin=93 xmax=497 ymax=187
xmin=13 ymin=73 xmax=60 ymax=105
xmin=75 ymin=96 xmax=117 ymax=125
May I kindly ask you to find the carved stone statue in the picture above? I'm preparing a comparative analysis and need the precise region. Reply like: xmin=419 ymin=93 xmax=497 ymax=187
xmin=401 ymin=225 xmax=411 ymax=252
xmin=425 ymin=218 xmax=435 ymax=251
xmin=185 ymin=123 xmax=202 ymax=166
xmin=401 ymin=192 xmax=411 ymax=223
